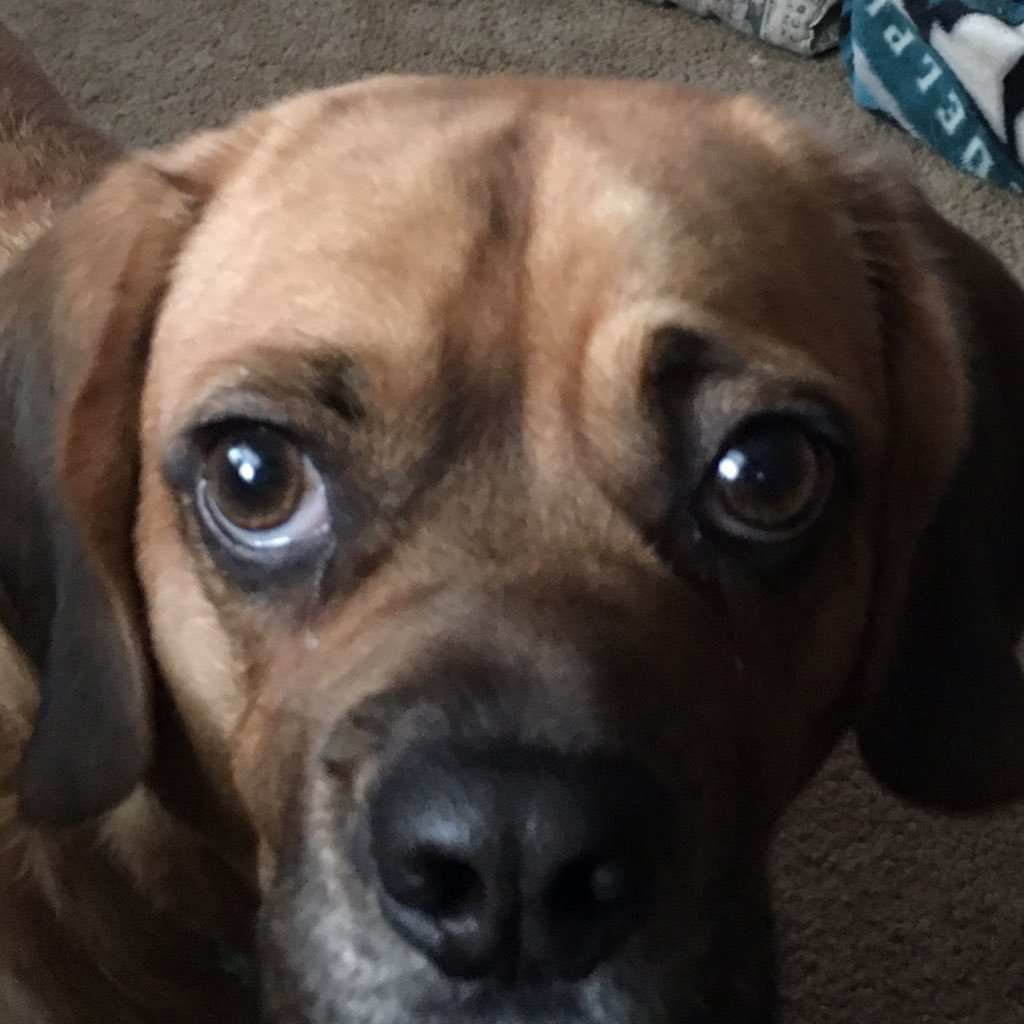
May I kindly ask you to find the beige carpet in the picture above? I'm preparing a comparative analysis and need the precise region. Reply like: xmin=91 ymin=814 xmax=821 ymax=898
xmin=8 ymin=1 xmax=1023 ymax=1021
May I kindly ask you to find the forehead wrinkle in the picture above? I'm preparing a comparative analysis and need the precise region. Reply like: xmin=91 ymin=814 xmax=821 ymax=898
xmin=432 ymin=120 xmax=536 ymax=450
xmin=516 ymin=116 xmax=679 ymax=494
xmin=514 ymin=98 xmax=885 ymax=523
xmin=149 ymin=107 xmax=544 ymax=446
xmin=537 ymin=107 xmax=874 ymax=360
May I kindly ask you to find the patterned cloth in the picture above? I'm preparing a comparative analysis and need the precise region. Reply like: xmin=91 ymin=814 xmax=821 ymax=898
xmin=840 ymin=0 xmax=1024 ymax=192
xmin=639 ymin=0 xmax=843 ymax=54
xmin=640 ymin=0 xmax=1024 ymax=191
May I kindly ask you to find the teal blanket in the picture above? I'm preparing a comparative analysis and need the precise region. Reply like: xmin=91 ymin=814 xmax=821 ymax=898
xmin=840 ymin=0 xmax=1024 ymax=192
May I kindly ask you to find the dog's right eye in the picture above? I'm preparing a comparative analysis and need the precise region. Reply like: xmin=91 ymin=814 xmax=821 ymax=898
xmin=197 ymin=424 xmax=331 ymax=557
xmin=699 ymin=420 xmax=832 ymax=542
xmin=689 ymin=413 xmax=844 ymax=569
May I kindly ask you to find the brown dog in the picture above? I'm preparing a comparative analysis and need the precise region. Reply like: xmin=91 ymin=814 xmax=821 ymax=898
xmin=3 ymin=21 xmax=1024 ymax=1024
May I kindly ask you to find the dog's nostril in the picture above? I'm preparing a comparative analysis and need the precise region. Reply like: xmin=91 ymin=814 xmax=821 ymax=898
xmin=547 ymin=853 xmax=632 ymax=920
xmin=590 ymin=858 xmax=631 ymax=904
xmin=399 ymin=850 xmax=482 ymax=916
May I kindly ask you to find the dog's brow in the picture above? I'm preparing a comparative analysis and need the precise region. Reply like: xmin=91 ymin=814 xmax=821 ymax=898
xmin=190 ymin=347 xmax=364 ymax=428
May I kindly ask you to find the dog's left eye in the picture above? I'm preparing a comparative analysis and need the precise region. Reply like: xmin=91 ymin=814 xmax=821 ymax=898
xmin=197 ymin=425 xmax=330 ymax=554
xmin=695 ymin=418 xmax=835 ymax=546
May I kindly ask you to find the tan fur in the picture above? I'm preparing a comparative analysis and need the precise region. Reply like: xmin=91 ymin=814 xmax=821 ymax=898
xmin=0 ymin=23 xmax=115 ymax=264
xmin=1 ymin=36 xmax=1022 ymax=1024
xmin=0 ymin=25 xmax=252 ymax=1024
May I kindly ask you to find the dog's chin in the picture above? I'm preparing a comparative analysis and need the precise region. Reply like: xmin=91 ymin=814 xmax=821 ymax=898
xmin=257 ymin=855 xmax=778 ymax=1024
xmin=257 ymin=953 xmax=776 ymax=1024
xmin=260 ymin=977 xmax=662 ymax=1024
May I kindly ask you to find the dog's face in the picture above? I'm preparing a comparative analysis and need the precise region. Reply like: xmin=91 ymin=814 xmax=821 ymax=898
xmin=4 ymin=77 xmax=1024 ymax=1024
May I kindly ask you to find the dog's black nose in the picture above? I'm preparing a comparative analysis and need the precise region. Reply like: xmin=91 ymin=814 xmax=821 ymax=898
xmin=364 ymin=742 xmax=670 ymax=981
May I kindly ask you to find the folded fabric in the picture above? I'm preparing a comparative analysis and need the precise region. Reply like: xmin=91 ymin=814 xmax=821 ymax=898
xmin=840 ymin=0 xmax=1024 ymax=193
xmin=639 ymin=0 xmax=843 ymax=55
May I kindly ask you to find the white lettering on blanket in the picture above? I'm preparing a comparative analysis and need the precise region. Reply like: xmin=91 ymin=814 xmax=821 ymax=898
xmin=917 ymin=53 xmax=942 ymax=93
xmin=937 ymin=90 xmax=967 ymax=134
xmin=962 ymin=135 xmax=995 ymax=178
xmin=885 ymin=24 xmax=916 ymax=56
xmin=850 ymin=0 xmax=1023 ymax=188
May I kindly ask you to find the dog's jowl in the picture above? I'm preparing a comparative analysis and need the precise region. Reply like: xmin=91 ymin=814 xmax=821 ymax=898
xmin=2 ymin=52 xmax=1024 ymax=1024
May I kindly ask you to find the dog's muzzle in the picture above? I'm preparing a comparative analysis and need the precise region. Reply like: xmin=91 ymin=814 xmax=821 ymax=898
xmin=257 ymin=600 xmax=778 ymax=1024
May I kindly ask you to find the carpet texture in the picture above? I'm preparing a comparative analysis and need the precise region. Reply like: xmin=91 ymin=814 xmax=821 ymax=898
xmin=6 ymin=2 xmax=1023 ymax=1021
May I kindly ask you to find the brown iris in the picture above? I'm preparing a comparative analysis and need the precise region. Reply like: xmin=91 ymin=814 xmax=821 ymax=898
xmin=203 ymin=426 xmax=306 ymax=534
xmin=701 ymin=420 xmax=833 ymax=541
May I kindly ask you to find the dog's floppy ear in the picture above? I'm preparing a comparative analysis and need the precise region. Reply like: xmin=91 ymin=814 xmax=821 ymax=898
xmin=0 ymin=133 xmax=245 ymax=824
xmin=847 ymin=162 xmax=1024 ymax=812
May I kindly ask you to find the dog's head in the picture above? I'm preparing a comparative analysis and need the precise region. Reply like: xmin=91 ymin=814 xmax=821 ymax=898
xmin=3 ymin=77 xmax=1024 ymax=1024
